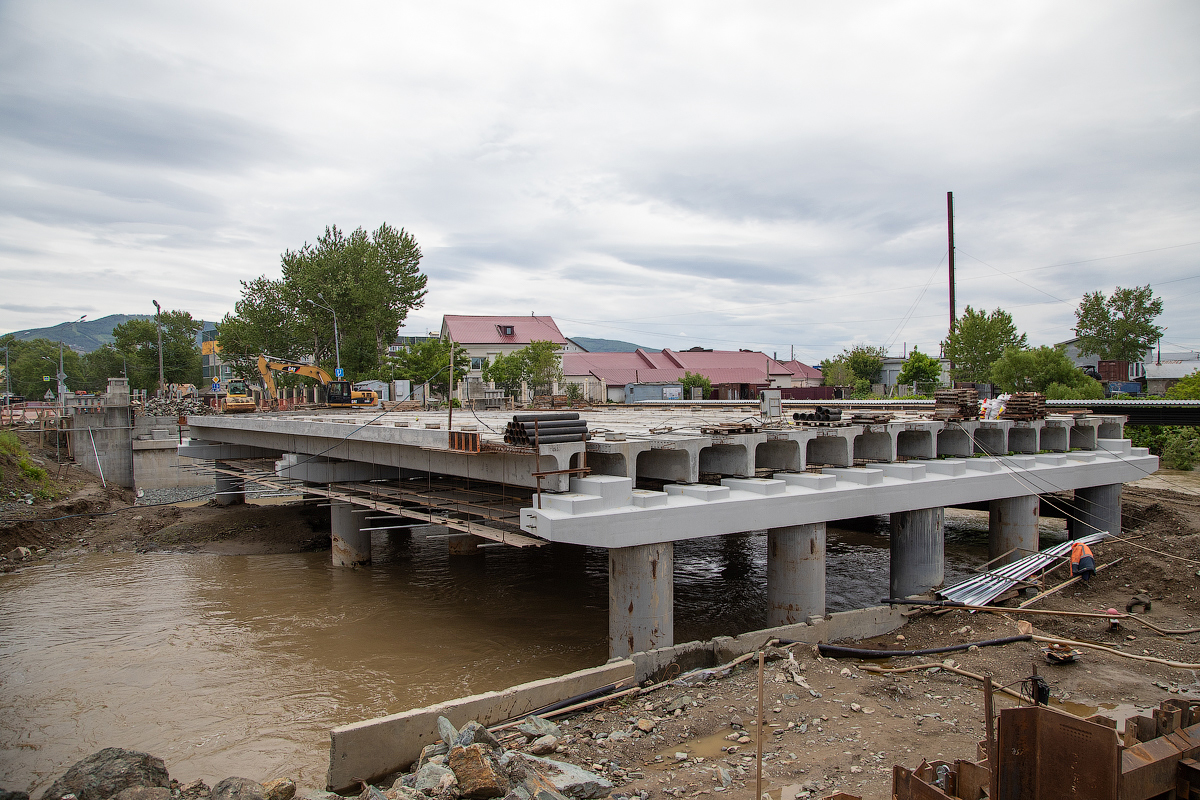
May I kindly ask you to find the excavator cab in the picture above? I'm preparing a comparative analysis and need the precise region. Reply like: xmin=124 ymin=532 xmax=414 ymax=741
xmin=327 ymin=380 xmax=352 ymax=405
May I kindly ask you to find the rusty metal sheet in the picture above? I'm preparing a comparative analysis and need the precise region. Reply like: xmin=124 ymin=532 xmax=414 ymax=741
xmin=1120 ymin=722 xmax=1200 ymax=800
xmin=998 ymin=706 xmax=1118 ymax=800
xmin=954 ymin=760 xmax=991 ymax=800
xmin=892 ymin=765 xmax=954 ymax=800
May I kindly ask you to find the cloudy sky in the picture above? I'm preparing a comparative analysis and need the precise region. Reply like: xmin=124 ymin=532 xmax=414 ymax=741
xmin=1 ymin=1 xmax=1197 ymax=362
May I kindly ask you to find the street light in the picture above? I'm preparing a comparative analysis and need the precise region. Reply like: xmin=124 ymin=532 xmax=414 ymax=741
xmin=309 ymin=293 xmax=342 ymax=373
xmin=152 ymin=300 xmax=164 ymax=396
xmin=57 ymin=314 xmax=86 ymax=409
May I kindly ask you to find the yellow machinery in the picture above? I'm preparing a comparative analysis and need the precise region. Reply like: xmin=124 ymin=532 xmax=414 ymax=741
xmin=257 ymin=356 xmax=378 ymax=409
xmin=221 ymin=378 xmax=258 ymax=413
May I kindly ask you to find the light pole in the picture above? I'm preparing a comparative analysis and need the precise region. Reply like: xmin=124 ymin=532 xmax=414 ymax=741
xmin=56 ymin=314 xmax=86 ymax=411
xmin=310 ymin=293 xmax=341 ymax=373
xmin=152 ymin=300 xmax=164 ymax=396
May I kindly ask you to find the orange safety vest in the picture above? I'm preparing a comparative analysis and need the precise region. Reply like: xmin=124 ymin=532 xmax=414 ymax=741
xmin=1070 ymin=542 xmax=1093 ymax=566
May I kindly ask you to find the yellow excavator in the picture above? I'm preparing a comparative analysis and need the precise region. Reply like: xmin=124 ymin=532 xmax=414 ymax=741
xmin=221 ymin=378 xmax=258 ymax=413
xmin=257 ymin=356 xmax=379 ymax=409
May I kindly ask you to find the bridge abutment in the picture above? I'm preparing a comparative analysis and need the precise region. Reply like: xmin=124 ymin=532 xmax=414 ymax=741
xmin=988 ymin=495 xmax=1039 ymax=567
xmin=766 ymin=523 xmax=826 ymax=626
xmin=609 ymin=542 xmax=673 ymax=658
xmin=889 ymin=507 xmax=944 ymax=599
xmin=332 ymin=501 xmax=371 ymax=567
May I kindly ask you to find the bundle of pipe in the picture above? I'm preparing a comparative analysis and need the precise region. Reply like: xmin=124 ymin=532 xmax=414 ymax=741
xmin=792 ymin=406 xmax=843 ymax=422
xmin=504 ymin=412 xmax=589 ymax=445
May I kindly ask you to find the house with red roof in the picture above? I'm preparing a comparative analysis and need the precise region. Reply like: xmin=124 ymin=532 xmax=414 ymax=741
xmin=441 ymin=315 xmax=579 ymax=398
xmin=563 ymin=348 xmax=822 ymax=402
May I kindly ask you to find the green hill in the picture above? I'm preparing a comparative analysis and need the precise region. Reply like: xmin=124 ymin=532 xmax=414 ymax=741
xmin=3 ymin=314 xmax=154 ymax=353
xmin=569 ymin=336 xmax=656 ymax=353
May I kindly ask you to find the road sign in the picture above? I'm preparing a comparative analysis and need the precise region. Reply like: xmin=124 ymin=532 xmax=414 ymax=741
xmin=43 ymin=376 xmax=51 ymax=382
xmin=335 ymin=368 xmax=344 ymax=378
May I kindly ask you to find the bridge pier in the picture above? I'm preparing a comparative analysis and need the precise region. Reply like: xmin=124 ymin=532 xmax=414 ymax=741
xmin=988 ymin=496 xmax=1040 ymax=567
xmin=889 ymin=507 xmax=944 ymax=599
xmin=1074 ymin=483 xmax=1122 ymax=536
xmin=609 ymin=542 xmax=673 ymax=658
xmin=331 ymin=501 xmax=371 ymax=567
xmin=766 ymin=523 xmax=826 ymax=625
xmin=215 ymin=462 xmax=244 ymax=506
xmin=448 ymin=533 xmax=487 ymax=556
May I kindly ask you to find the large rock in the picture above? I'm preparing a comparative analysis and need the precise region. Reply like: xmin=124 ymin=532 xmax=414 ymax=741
xmin=455 ymin=722 xmax=501 ymax=752
xmin=413 ymin=764 xmax=456 ymax=794
xmin=436 ymin=717 xmax=459 ymax=746
xmin=514 ymin=717 xmax=560 ymax=742
xmin=502 ymin=755 xmax=610 ymax=800
xmin=211 ymin=778 xmax=266 ymax=800
xmin=448 ymin=745 xmax=508 ymax=799
xmin=417 ymin=743 xmax=450 ymax=769
xmin=40 ymin=748 xmax=170 ymax=800
xmin=384 ymin=789 xmax=424 ymax=800
xmin=112 ymin=789 xmax=170 ymax=800
xmin=178 ymin=781 xmax=209 ymax=800
xmin=527 ymin=736 xmax=557 ymax=756
xmin=261 ymin=780 xmax=295 ymax=800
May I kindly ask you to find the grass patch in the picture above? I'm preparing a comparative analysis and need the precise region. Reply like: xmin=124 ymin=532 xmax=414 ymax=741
xmin=0 ymin=430 xmax=22 ymax=456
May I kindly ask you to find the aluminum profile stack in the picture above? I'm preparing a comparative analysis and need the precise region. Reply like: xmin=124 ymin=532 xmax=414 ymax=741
xmin=938 ymin=532 xmax=1109 ymax=606
xmin=933 ymin=388 xmax=980 ymax=421
xmin=503 ymin=413 xmax=588 ymax=446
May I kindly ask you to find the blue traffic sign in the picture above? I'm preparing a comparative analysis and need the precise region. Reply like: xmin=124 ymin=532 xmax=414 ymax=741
xmin=335 ymin=368 xmax=344 ymax=378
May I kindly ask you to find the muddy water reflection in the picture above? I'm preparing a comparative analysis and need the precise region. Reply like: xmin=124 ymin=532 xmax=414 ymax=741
xmin=1 ymin=515 xmax=993 ymax=795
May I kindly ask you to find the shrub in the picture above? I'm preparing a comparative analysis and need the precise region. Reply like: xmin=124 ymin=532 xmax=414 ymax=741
xmin=19 ymin=457 xmax=47 ymax=481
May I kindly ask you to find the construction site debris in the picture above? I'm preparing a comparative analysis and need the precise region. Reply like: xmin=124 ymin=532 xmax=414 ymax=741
xmin=700 ymin=422 xmax=760 ymax=435
xmin=136 ymin=397 xmax=217 ymax=417
xmin=937 ymin=532 xmax=1109 ymax=606
xmin=932 ymin=388 xmax=980 ymax=421
xmin=847 ymin=411 xmax=894 ymax=424
xmin=999 ymin=391 xmax=1048 ymax=420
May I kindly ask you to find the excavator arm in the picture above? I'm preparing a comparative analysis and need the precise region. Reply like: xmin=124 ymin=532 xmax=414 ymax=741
xmin=258 ymin=357 xmax=337 ymax=396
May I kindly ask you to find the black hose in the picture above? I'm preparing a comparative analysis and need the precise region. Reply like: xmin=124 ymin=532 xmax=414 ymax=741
xmin=881 ymin=598 xmax=966 ymax=607
xmin=815 ymin=634 xmax=1032 ymax=659
xmin=529 ymin=681 xmax=623 ymax=716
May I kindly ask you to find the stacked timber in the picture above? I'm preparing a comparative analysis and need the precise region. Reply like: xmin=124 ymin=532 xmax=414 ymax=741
xmin=849 ymin=411 xmax=894 ymax=424
xmin=503 ymin=412 xmax=588 ymax=445
xmin=1000 ymin=392 xmax=1047 ymax=420
xmin=933 ymin=388 xmax=980 ymax=421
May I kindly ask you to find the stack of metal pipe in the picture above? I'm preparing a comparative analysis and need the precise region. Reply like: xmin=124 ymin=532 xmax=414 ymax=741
xmin=793 ymin=406 xmax=843 ymax=422
xmin=504 ymin=412 xmax=589 ymax=445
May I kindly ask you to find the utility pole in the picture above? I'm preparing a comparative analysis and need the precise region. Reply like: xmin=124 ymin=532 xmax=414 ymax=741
xmin=448 ymin=338 xmax=455 ymax=430
xmin=152 ymin=300 xmax=165 ymax=396
xmin=946 ymin=191 xmax=956 ymax=377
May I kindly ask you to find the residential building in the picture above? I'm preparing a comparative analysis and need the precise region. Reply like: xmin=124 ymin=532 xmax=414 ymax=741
xmin=442 ymin=314 xmax=569 ymax=399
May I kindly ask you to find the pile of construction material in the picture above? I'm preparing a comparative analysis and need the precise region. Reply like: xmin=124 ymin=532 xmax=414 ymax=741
xmin=933 ymin=388 xmax=980 ymax=421
xmin=136 ymin=397 xmax=217 ymax=417
xmin=999 ymin=392 xmax=1047 ymax=420
xmin=848 ymin=410 xmax=894 ymax=424
xmin=793 ymin=407 xmax=843 ymax=423
xmin=503 ymin=412 xmax=589 ymax=445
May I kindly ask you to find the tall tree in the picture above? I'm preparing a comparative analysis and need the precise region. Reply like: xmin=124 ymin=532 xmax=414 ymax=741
xmin=1074 ymin=285 xmax=1164 ymax=362
xmin=841 ymin=344 xmax=887 ymax=384
xmin=897 ymin=347 xmax=943 ymax=393
xmin=942 ymin=306 xmax=1027 ymax=382
xmin=480 ymin=341 xmax=565 ymax=396
xmin=390 ymin=338 xmax=469 ymax=397
xmin=990 ymin=345 xmax=1103 ymax=399
xmin=111 ymin=311 xmax=203 ymax=390
xmin=2 ymin=337 xmax=86 ymax=399
xmin=220 ymin=224 xmax=428 ymax=381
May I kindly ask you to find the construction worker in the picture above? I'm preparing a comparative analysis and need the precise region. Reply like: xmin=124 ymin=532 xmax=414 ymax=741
xmin=1070 ymin=541 xmax=1096 ymax=584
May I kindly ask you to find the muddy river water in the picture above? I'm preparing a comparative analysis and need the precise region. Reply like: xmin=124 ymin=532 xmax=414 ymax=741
xmin=0 ymin=511 xmax=1062 ymax=795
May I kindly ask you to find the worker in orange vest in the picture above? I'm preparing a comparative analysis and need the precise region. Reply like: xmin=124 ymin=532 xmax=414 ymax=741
xmin=1070 ymin=541 xmax=1096 ymax=584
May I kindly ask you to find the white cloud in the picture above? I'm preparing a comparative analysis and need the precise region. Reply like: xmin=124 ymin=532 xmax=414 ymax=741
xmin=2 ymin=0 xmax=1198 ymax=359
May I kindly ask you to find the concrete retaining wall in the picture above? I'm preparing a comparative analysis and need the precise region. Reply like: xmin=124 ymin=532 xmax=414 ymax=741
xmin=69 ymin=406 xmax=134 ymax=488
xmin=327 ymin=659 xmax=635 ymax=791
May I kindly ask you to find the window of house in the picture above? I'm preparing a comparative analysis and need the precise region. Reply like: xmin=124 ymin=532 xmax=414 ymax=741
xmin=470 ymin=357 xmax=485 ymax=371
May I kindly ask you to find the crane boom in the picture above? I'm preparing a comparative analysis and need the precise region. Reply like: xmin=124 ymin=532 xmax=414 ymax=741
xmin=256 ymin=356 xmax=378 ymax=408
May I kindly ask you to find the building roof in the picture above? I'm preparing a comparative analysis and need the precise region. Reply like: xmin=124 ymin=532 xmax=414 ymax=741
xmin=564 ymin=349 xmax=818 ymax=386
xmin=1144 ymin=361 xmax=1200 ymax=380
xmin=781 ymin=360 xmax=822 ymax=381
xmin=442 ymin=315 xmax=567 ymax=345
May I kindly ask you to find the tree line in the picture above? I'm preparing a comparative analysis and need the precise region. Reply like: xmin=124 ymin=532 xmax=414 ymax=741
xmin=819 ymin=284 xmax=1169 ymax=401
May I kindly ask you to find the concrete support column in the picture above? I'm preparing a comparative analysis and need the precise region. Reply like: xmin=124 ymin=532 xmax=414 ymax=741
xmin=609 ymin=542 xmax=673 ymax=658
xmin=767 ymin=523 xmax=826 ymax=626
xmin=214 ymin=462 xmax=244 ymax=506
xmin=331 ymin=501 xmax=371 ymax=567
xmin=1074 ymin=483 xmax=1122 ymax=537
xmin=988 ymin=496 xmax=1040 ymax=567
xmin=889 ymin=507 xmax=945 ymax=599
xmin=448 ymin=533 xmax=487 ymax=556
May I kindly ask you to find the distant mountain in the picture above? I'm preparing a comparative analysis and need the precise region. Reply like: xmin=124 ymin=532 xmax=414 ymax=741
xmin=3 ymin=314 xmax=212 ymax=353
xmin=570 ymin=336 xmax=657 ymax=353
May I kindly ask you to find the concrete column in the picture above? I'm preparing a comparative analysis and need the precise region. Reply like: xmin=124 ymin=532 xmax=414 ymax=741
xmin=767 ymin=523 xmax=826 ymax=626
xmin=609 ymin=542 xmax=673 ymax=658
xmin=331 ymin=501 xmax=370 ymax=567
xmin=214 ymin=462 xmax=244 ymax=506
xmin=1074 ymin=483 xmax=1122 ymax=537
xmin=988 ymin=496 xmax=1040 ymax=566
xmin=448 ymin=533 xmax=487 ymax=555
xmin=889 ymin=507 xmax=944 ymax=599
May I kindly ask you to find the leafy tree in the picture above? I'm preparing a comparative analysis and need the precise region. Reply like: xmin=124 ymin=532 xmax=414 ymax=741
xmin=523 ymin=340 xmax=564 ymax=395
xmin=819 ymin=356 xmax=854 ymax=387
xmin=390 ymin=338 xmax=469 ymax=397
xmin=897 ymin=347 xmax=943 ymax=393
xmin=679 ymin=371 xmax=712 ymax=399
xmin=220 ymin=224 xmax=428 ymax=381
xmin=111 ymin=310 xmax=203 ymax=390
xmin=82 ymin=344 xmax=129 ymax=393
xmin=844 ymin=344 xmax=887 ymax=384
xmin=1166 ymin=369 xmax=1200 ymax=400
xmin=942 ymin=306 xmax=1027 ymax=382
xmin=483 ymin=351 xmax=525 ymax=396
xmin=1 ymin=337 xmax=86 ymax=399
xmin=990 ymin=345 xmax=1103 ymax=398
xmin=1074 ymin=285 xmax=1164 ymax=362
